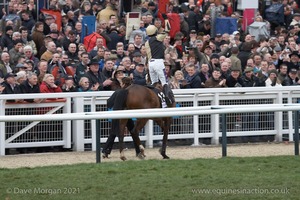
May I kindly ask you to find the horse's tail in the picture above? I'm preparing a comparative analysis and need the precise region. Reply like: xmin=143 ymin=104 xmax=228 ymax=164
xmin=113 ymin=89 xmax=129 ymax=110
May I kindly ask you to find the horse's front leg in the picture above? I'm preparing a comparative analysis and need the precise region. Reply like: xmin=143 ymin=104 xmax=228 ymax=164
xmin=119 ymin=119 xmax=128 ymax=161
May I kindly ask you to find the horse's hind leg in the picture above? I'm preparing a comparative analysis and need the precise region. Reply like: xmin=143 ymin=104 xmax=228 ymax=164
xmin=131 ymin=119 xmax=148 ymax=158
xmin=156 ymin=118 xmax=171 ymax=159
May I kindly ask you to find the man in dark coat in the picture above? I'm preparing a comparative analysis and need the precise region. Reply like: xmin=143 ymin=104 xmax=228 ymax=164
xmin=1 ymin=73 xmax=21 ymax=102
xmin=226 ymin=66 xmax=245 ymax=87
xmin=21 ymin=10 xmax=35 ymax=35
xmin=0 ymin=26 xmax=14 ymax=51
xmin=19 ymin=72 xmax=41 ymax=102
xmin=83 ymin=59 xmax=112 ymax=91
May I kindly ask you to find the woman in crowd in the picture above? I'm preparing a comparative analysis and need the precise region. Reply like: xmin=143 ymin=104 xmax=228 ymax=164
xmin=170 ymin=70 xmax=185 ymax=89
xmin=205 ymin=68 xmax=227 ymax=88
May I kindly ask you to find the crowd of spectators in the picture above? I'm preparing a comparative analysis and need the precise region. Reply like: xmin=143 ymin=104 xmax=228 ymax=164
xmin=1 ymin=0 xmax=300 ymax=101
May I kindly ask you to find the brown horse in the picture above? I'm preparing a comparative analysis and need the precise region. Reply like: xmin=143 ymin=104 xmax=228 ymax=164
xmin=118 ymin=83 xmax=175 ymax=160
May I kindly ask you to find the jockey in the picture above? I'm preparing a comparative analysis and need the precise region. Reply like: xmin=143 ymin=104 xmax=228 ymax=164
xmin=145 ymin=18 xmax=175 ymax=106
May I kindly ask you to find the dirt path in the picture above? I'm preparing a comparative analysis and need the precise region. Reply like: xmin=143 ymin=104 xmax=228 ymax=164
xmin=0 ymin=142 xmax=297 ymax=169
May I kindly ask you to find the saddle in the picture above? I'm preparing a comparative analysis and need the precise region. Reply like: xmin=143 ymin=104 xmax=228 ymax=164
xmin=145 ymin=85 xmax=167 ymax=108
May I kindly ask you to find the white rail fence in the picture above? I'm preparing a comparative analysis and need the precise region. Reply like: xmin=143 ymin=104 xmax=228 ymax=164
xmin=1 ymin=87 xmax=300 ymax=156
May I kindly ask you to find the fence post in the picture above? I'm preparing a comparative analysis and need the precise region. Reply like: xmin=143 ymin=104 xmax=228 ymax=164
xmin=96 ymin=119 xmax=101 ymax=163
xmin=274 ymin=92 xmax=283 ymax=142
xmin=63 ymin=97 xmax=72 ymax=148
xmin=294 ymin=111 xmax=299 ymax=156
xmin=222 ymin=113 xmax=227 ymax=157
xmin=145 ymin=120 xmax=153 ymax=148
xmin=0 ymin=100 xmax=5 ymax=155
xmin=90 ymin=97 xmax=96 ymax=151
xmin=211 ymin=93 xmax=220 ymax=145
xmin=288 ymin=92 xmax=293 ymax=142
xmin=72 ymin=97 xmax=85 ymax=151
xmin=193 ymin=94 xmax=199 ymax=146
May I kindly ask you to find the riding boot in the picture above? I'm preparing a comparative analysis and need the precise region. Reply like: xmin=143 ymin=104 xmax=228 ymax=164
xmin=163 ymin=84 xmax=175 ymax=107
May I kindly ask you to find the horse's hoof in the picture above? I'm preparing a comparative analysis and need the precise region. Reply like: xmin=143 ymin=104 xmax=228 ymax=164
xmin=137 ymin=152 xmax=146 ymax=159
xmin=102 ymin=153 xmax=109 ymax=159
xmin=163 ymin=155 xmax=170 ymax=159
xmin=120 ymin=156 xmax=127 ymax=161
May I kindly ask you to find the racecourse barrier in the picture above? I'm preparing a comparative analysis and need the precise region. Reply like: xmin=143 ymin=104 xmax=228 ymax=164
xmin=1 ymin=86 xmax=300 ymax=156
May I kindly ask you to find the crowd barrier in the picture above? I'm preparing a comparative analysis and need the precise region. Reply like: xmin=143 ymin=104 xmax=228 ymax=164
xmin=1 ymin=86 xmax=300 ymax=156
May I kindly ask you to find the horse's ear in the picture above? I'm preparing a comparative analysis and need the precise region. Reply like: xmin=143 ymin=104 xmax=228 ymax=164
xmin=146 ymin=72 xmax=151 ymax=85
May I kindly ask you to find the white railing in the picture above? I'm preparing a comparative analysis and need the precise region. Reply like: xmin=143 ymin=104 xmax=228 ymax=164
xmin=1 ymin=86 xmax=300 ymax=156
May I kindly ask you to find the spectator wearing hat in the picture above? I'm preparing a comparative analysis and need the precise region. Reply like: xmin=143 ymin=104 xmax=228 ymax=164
xmin=214 ymin=34 xmax=223 ymax=52
xmin=286 ymin=68 xmax=300 ymax=85
xmin=210 ymin=53 xmax=221 ymax=70
xmin=186 ymin=29 xmax=198 ymax=48
xmin=265 ymin=69 xmax=282 ymax=87
xmin=241 ymin=67 xmax=264 ymax=87
xmin=284 ymin=51 xmax=300 ymax=71
xmin=32 ymin=22 xmax=45 ymax=58
xmin=61 ymin=75 xmax=77 ymax=92
xmin=132 ymin=63 xmax=147 ymax=86
xmin=1 ymin=72 xmax=22 ymax=97
xmin=84 ymin=59 xmax=113 ymax=91
xmin=226 ymin=66 xmax=245 ymax=87
xmin=43 ymin=14 xmax=56 ymax=36
xmin=290 ymin=12 xmax=300 ymax=26
xmin=48 ymin=30 xmax=61 ymax=48
xmin=132 ymin=51 xmax=143 ymax=66
xmin=80 ymin=1 xmax=93 ymax=16
xmin=0 ymin=25 xmax=14 ymax=51
xmin=110 ymin=67 xmax=127 ymax=90
xmin=24 ymin=59 xmax=34 ymax=72
xmin=14 ymin=63 xmax=27 ymax=74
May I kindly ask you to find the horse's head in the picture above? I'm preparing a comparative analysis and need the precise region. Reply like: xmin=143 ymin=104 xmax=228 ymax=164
xmin=153 ymin=82 xmax=163 ymax=92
